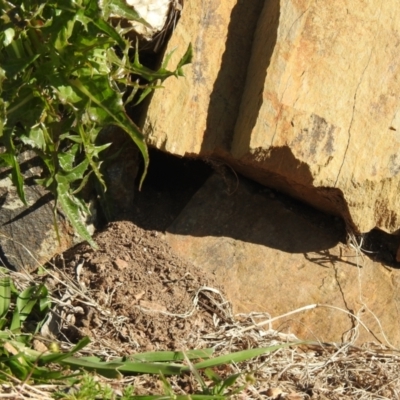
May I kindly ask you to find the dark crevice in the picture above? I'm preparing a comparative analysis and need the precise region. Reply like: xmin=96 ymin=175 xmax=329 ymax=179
xmin=129 ymin=148 xmax=213 ymax=231
xmin=0 ymin=246 xmax=17 ymax=271
xmin=361 ymin=229 xmax=400 ymax=267
xmin=117 ymin=148 xmax=400 ymax=268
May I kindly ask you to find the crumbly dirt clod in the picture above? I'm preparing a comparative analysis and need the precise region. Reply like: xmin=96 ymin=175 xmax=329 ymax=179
xmin=49 ymin=220 xmax=228 ymax=353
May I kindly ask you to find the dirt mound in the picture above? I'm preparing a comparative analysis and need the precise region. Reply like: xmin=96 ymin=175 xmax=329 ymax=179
xmin=49 ymin=221 xmax=227 ymax=353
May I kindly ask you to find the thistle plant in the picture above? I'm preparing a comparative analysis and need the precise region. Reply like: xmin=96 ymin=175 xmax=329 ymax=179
xmin=0 ymin=0 xmax=191 ymax=246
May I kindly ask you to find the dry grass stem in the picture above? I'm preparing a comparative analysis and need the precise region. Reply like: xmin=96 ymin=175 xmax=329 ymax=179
xmin=1 ymin=233 xmax=399 ymax=399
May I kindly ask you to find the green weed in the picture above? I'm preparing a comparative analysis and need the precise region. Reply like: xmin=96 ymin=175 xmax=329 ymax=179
xmin=0 ymin=269 xmax=303 ymax=397
xmin=0 ymin=0 xmax=191 ymax=246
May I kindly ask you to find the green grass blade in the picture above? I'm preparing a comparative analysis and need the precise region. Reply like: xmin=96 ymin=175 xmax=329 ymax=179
xmin=56 ymin=349 xmax=213 ymax=379
xmin=219 ymin=373 xmax=241 ymax=394
xmin=9 ymin=153 xmax=27 ymax=205
xmin=125 ymin=396 xmax=225 ymax=399
xmin=8 ymin=357 xmax=29 ymax=381
xmin=40 ymin=336 xmax=91 ymax=364
xmin=16 ymin=287 xmax=39 ymax=315
xmin=0 ymin=274 xmax=11 ymax=319
xmin=60 ymin=358 xmax=184 ymax=378
xmin=204 ymin=368 xmax=222 ymax=384
xmin=125 ymin=349 xmax=214 ymax=363
xmin=10 ymin=285 xmax=42 ymax=331
xmin=185 ymin=343 xmax=303 ymax=371
xmin=0 ymin=152 xmax=27 ymax=205
xmin=60 ymin=357 xmax=123 ymax=379
xmin=117 ymin=361 xmax=184 ymax=376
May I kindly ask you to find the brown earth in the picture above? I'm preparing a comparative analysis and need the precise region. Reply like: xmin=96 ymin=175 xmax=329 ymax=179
xmin=31 ymin=151 xmax=400 ymax=398
xmin=45 ymin=149 xmax=400 ymax=354
xmin=48 ymin=219 xmax=229 ymax=354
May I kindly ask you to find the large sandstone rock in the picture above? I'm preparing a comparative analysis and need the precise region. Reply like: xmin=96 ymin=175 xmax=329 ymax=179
xmin=144 ymin=0 xmax=400 ymax=234
xmin=165 ymin=173 xmax=400 ymax=346
xmin=143 ymin=0 xmax=265 ymax=154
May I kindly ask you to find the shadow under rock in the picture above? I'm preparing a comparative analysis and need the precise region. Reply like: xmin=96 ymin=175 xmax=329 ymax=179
xmin=167 ymin=171 xmax=346 ymax=254
xmin=129 ymin=149 xmax=214 ymax=232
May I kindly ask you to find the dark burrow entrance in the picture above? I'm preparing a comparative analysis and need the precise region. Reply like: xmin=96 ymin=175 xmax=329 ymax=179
xmin=100 ymin=147 xmax=400 ymax=268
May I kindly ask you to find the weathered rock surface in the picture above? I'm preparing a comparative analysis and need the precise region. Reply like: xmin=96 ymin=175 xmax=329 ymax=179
xmin=0 ymin=184 xmax=73 ymax=272
xmin=143 ymin=0 xmax=265 ymax=155
xmin=0 ymin=153 xmax=74 ymax=271
xmin=165 ymin=173 xmax=400 ymax=346
xmin=144 ymin=0 xmax=400 ymax=235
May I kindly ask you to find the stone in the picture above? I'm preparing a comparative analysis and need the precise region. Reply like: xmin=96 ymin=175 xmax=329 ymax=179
xmin=0 ymin=184 xmax=73 ymax=272
xmin=144 ymin=0 xmax=400 ymax=234
xmin=114 ymin=258 xmax=129 ymax=270
xmin=164 ymin=173 xmax=400 ymax=346
xmin=0 ymin=152 xmax=78 ymax=271
xmin=142 ymin=0 xmax=265 ymax=155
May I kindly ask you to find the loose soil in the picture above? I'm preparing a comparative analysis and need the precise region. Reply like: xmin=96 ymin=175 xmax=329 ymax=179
xmin=35 ymin=151 xmax=400 ymax=398
xmin=49 ymin=220 xmax=229 ymax=354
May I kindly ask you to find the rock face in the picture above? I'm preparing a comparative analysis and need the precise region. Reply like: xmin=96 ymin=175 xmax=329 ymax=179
xmin=0 ymin=153 xmax=75 ymax=271
xmin=0 ymin=184 xmax=74 ymax=272
xmin=165 ymin=173 xmax=400 ymax=346
xmin=144 ymin=0 xmax=400 ymax=234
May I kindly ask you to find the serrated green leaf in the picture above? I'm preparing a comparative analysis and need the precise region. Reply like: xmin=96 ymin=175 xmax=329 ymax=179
xmin=20 ymin=126 xmax=46 ymax=150
xmin=81 ymin=141 xmax=110 ymax=190
xmin=55 ymin=85 xmax=84 ymax=105
xmin=132 ymin=85 xmax=159 ymax=106
xmin=99 ymin=0 xmax=152 ymax=28
xmin=176 ymin=43 xmax=193 ymax=76
xmin=2 ymin=28 xmax=15 ymax=47
xmin=58 ymin=150 xmax=77 ymax=171
xmin=52 ymin=10 xmax=76 ymax=50
xmin=88 ymin=16 xmax=126 ymax=50
xmin=161 ymin=48 xmax=176 ymax=70
xmin=56 ymin=182 xmax=97 ymax=248
xmin=72 ymin=170 xmax=93 ymax=195
xmin=35 ymin=176 xmax=54 ymax=188
xmin=60 ymin=159 xmax=90 ymax=183
xmin=68 ymin=76 xmax=149 ymax=188
xmin=0 ymin=0 xmax=191 ymax=245
xmin=128 ymin=42 xmax=193 ymax=83
xmin=1 ymin=53 xmax=40 ymax=77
